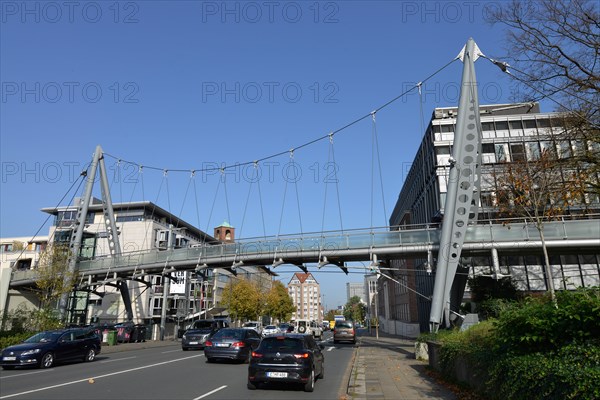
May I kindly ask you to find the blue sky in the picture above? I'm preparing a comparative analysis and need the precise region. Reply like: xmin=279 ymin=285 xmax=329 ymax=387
xmin=1 ymin=1 xmax=544 ymax=308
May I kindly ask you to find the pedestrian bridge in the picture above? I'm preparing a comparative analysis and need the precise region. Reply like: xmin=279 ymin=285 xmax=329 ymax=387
xmin=9 ymin=218 xmax=600 ymax=288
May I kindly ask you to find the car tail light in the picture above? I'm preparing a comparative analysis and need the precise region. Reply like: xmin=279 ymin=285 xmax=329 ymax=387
xmin=350 ymin=329 xmax=355 ymax=335
xmin=231 ymin=341 xmax=245 ymax=348
xmin=293 ymin=353 xmax=310 ymax=359
xmin=205 ymin=340 xmax=212 ymax=347
xmin=251 ymin=351 xmax=262 ymax=358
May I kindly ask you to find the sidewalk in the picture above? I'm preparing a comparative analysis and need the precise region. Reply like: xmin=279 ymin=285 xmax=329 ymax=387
xmin=345 ymin=332 xmax=457 ymax=400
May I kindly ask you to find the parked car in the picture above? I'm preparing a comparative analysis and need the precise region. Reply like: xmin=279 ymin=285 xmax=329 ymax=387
xmin=182 ymin=319 xmax=228 ymax=351
xmin=278 ymin=323 xmax=293 ymax=333
xmin=204 ymin=328 xmax=261 ymax=363
xmin=247 ymin=333 xmax=325 ymax=392
xmin=0 ymin=328 xmax=101 ymax=370
xmin=261 ymin=325 xmax=279 ymax=337
xmin=333 ymin=320 xmax=356 ymax=344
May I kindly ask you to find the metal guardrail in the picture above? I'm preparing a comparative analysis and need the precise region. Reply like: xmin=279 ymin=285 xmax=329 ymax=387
xmin=10 ymin=219 xmax=600 ymax=285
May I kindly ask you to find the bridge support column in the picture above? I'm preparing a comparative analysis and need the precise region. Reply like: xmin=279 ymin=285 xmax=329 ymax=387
xmin=429 ymin=38 xmax=483 ymax=332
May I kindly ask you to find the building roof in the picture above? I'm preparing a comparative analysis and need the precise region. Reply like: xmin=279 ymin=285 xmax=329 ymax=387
xmin=41 ymin=200 xmax=218 ymax=243
xmin=289 ymin=272 xmax=317 ymax=284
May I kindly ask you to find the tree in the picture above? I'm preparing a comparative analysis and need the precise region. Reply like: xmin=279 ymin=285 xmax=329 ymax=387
xmin=488 ymin=0 xmax=599 ymax=117
xmin=264 ymin=281 xmax=296 ymax=322
xmin=221 ymin=278 xmax=264 ymax=322
xmin=488 ymin=0 xmax=600 ymax=193
xmin=35 ymin=244 xmax=76 ymax=313
xmin=343 ymin=296 xmax=366 ymax=323
xmin=493 ymin=150 xmax=585 ymax=307
xmin=324 ymin=309 xmax=338 ymax=322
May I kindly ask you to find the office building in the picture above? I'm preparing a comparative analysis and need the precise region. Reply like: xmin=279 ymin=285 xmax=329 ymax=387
xmin=384 ymin=103 xmax=600 ymax=334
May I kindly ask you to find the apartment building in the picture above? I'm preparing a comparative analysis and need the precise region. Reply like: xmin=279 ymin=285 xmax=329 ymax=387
xmin=288 ymin=272 xmax=322 ymax=322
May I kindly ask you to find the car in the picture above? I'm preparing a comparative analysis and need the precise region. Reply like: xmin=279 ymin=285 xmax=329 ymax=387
xmin=261 ymin=325 xmax=279 ymax=337
xmin=242 ymin=321 xmax=262 ymax=335
xmin=182 ymin=319 xmax=228 ymax=351
xmin=247 ymin=333 xmax=325 ymax=392
xmin=0 ymin=328 xmax=101 ymax=370
xmin=204 ymin=328 xmax=261 ymax=363
xmin=278 ymin=323 xmax=294 ymax=333
xmin=333 ymin=320 xmax=356 ymax=344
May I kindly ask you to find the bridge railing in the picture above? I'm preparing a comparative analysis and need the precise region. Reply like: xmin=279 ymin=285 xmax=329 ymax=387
xmin=10 ymin=218 xmax=600 ymax=284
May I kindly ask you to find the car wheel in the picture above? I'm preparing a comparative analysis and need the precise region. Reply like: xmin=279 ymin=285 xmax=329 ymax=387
xmin=317 ymin=363 xmax=324 ymax=379
xmin=84 ymin=348 xmax=96 ymax=362
xmin=182 ymin=347 xmax=189 ymax=351
xmin=206 ymin=357 xmax=215 ymax=363
xmin=247 ymin=380 xmax=257 ymax=390
xmin=2 ymin=366 xmax=15 ymax=370
xmin=40 ymin=352 xmax=54 ymax=369
xmin=333 ymin=340 xmax=338 ymax=344
xmin=303 ymin=369 xmax=315 ymax=392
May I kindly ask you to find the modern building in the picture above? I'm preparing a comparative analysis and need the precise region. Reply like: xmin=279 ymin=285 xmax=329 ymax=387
xmin=346 ymin=282 xmax=366 ymax=304
xmin=363 ymin=273 xmax=378 ymax=326
xmin=287 ymin=272 xmax=322 ymax=322
xmin=0 ymin=236 xmax=48 ymax=317
xmin=384 ymin=103 xmax=600 ymax=334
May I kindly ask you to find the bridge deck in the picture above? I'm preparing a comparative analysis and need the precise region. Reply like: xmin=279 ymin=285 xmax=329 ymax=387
xmin=9 ymin=219 xmax=600 ymax=287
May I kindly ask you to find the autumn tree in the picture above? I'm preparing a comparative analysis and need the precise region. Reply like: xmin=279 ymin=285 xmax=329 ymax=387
xmin=493 ymin=150 xmax=585 ymax=306
xmin=343 ymin=296 xmax=366 ymax=323
xmin=264 ymin=281 xmax=296 ymax=323
xmin=35 ymin=244 xmax=76 ymax=313
xmin=221 ymin=278 xmax=264 ymax=322
xmin=488 ymin=0 xmax=600 ymax=194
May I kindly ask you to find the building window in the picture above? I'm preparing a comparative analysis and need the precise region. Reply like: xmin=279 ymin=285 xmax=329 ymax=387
xmin=510 ymin=144 xmax=526 ymax=161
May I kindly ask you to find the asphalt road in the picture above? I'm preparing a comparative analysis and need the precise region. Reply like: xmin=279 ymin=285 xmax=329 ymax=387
xmin=0 ymin=332 xmax=354 ymax=400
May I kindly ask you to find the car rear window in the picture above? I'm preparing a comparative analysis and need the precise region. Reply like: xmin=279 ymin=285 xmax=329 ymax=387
xmin=211 ymin=329 xmax=244 ymax=340
xmin=335 ymin=321 xmax=353 ymax=329
xmin=259 ymin=337 xmax=303 ymax=351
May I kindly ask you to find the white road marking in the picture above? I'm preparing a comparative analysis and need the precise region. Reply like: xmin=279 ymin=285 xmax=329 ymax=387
xmin=99 ymin=356 xmax=136 ymax=363
xmin=0 ymin=354 xmax=204 ymax=399
xmin=161 ymin=349 xmax=185 ymax=354
xmin=327 ymin=347 xmax=335 ymax=352
xmin=0 ymin=370 xmax=52 ymax=379
xmin=193 ymin=385 xmax=227 ymax=400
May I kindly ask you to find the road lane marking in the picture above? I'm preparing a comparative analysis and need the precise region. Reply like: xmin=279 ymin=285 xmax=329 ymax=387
xmin=99 ymin=356 xmax=136 ymax=363
xmin=193 ymin=385 xmax=227 ymax=400
xmin=0 ymin=370 xmax=52 ymax=379
xmin=0 ymin=354 xmax=204 ymax=399
xmin=327 ymin=347 xmax=335 ymax=352
xmin=161 ymin=349 xmax=185 ymax=354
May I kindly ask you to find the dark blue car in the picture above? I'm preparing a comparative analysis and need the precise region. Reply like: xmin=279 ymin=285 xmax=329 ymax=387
xmin=1 ymin=328 xmax=101 ymax=369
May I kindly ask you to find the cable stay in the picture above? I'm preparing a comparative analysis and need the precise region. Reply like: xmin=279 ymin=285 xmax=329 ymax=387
xmin=277 ymin=149 xmax=304 ymax=238
xmin=370 ymin=111 xmax=388 ymax=234
xmin=238 ymin=161 xmax=267 ymax=241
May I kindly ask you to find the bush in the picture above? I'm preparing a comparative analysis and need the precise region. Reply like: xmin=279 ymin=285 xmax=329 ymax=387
xmin=487 ymin=341 xmax=600 ymax=400
xmin=0 ymin=331 xmax=33 ymax=351
xmin=492 ymin=287 xmax=600 ymax=354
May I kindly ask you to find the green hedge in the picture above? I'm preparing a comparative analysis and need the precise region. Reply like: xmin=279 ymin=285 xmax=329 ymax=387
xmin=0 ymin=332 xmax=34 ymax=351
xmin=429 ymin=287 xmax=600 ymax=400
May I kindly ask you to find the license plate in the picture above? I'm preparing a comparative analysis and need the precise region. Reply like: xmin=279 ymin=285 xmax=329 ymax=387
xmin=341 ymin=332 xmax=347 ymax=335
xmin=3 ymin=356 xmax=16 ymax=361
xmin=189 ymin=341 xmax=198 ymax=345
xmin=267 ymin=372 xmax=288 ymax=378
xmin=215 ymin=343 xmax=229 ymax=347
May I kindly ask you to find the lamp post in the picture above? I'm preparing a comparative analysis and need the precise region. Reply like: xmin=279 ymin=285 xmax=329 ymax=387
xmin=374 ymin=274 xmax=379 ymax=339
